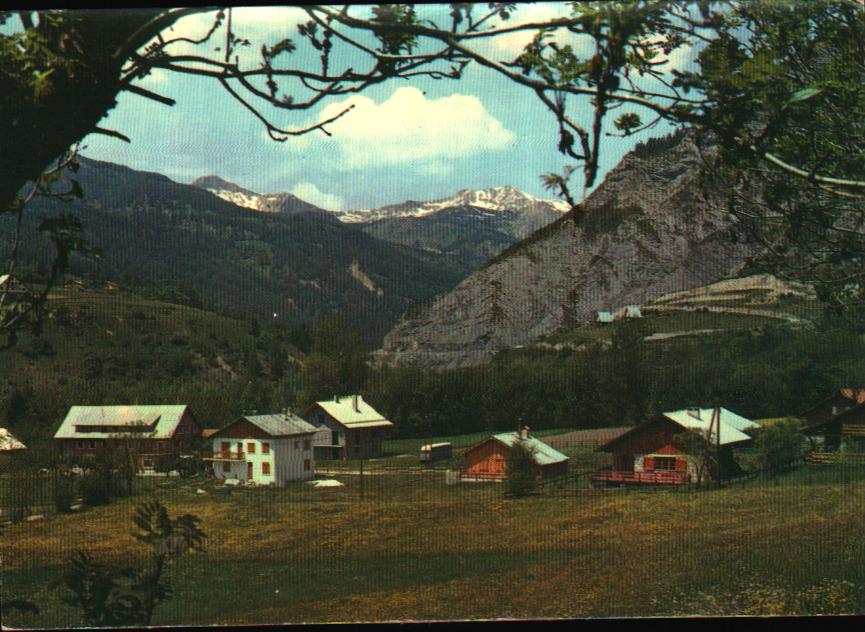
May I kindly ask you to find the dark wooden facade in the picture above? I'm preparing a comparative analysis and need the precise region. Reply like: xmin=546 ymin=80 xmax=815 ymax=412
xmin=594 ymin=415 xmax=744 ymax=486
xmin=800 ymin=388 xmax=865 ymax=429
xmin=57 ymin=410 xmax=201 ymax=471
xmin=803 ymin=403 xmax=865 ymax=451
xmin=305 ymin=405 xmax=388 ymax=460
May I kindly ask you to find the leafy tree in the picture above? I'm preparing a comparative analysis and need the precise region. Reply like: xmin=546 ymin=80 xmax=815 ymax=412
xmin=506 ymin=437 xmax=537 ymax=498
xmin=61 ymin=500 xmax=206 ymax=627
xmin=753 ymin=421 xmax=805 ymax=476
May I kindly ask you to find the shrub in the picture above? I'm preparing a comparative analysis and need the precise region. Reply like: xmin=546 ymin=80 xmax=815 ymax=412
xmin=81 ymin=472 xmax=112 ymax=506
xmin=53 ymin=474 xmax=77 ymax=513
xmin=754 ymin=422 xmax=805 ymax=476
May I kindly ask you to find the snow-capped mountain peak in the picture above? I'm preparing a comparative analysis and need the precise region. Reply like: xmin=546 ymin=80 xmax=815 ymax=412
xmin=340 ymin=186 xmax=571 ymax=223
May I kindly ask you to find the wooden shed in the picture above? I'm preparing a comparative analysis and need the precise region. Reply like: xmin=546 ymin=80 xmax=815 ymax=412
xmin=460 ymin=428 xmax=569 ymax=482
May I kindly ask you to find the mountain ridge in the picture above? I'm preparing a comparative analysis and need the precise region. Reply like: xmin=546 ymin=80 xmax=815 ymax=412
xmin=375 ymin=129 xmax=762 ymax=369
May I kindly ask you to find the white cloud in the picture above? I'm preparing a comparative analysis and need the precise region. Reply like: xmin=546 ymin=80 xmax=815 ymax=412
xmin=290 ymin=182 xmax=344 ymax=211
xmin=479 ymin=3 xmax=591 ymax=59
xmin=295 ymin=86 xmax=514 ymax=170
xmin=151 ymin=7 xmax=308 ymax=66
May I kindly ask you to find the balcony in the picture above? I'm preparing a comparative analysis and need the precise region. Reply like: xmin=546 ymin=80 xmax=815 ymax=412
xmin=590 ymin=468 xmax=689 ymax=485
xmin=201 ymin=450 xmax=245 ymax=461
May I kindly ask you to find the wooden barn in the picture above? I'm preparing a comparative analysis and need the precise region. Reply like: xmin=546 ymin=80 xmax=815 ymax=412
xmin=304 ymin=394 xmax=393 ymax=460
xmin=203 ymin=412 xmax=317 ymax=486
xmin=460 ymin=428 xmax=569 ymax=482
xmin=591 ymin=407 xmax=759 ymax=487
xmin=800 ymin=388 xmax=865 ymax=431
xmin=53 ymin=405 xmax=201 ymax=472
xmin=800 ymin=388 xmax=865 ymax=462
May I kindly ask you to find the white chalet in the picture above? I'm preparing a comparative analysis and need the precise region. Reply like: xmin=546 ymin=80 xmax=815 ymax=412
xmin=204 ymin=413 xmax=317 ymax=486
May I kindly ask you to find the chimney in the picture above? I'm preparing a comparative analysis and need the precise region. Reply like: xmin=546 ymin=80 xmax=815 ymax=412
xmin=352 ymin=394 xmax=359 ymax=413
xmin=334 ymin=394 xmax=339 ymax=403
xmin=688 ymin=406 xmax=701 ymax=420
xmin=521 ymin=426 xmax=529 ymax=440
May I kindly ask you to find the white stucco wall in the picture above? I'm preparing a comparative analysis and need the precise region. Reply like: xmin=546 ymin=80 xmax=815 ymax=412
xmin=211 ymin=435 xmax=314 ymax=486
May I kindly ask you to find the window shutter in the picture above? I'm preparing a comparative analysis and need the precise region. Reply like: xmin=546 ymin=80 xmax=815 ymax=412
xmin=676 ymin=458 xmax=687 ymax=472
xmin=644 ymin=456 xmax=655 ymax=471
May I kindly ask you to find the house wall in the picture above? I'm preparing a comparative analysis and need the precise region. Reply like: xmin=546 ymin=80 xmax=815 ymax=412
xmin=210 ymin=435 xmax=314 ymax=485
xmin=608 ymin=418 xmax=680 ymax=472
xmin=464 ymin=440 xmax=509 ymax=479
xmin=308 ymin=406 xmax=386 ymax=460
xmin=272 ymin=436 xmax=315 ymax=483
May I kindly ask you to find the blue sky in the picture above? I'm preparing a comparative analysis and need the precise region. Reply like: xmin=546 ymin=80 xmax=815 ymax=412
xmin=71 ymin=4 xmax=695 ymax=211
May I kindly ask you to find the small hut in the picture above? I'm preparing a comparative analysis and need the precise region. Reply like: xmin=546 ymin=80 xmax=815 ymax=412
xmin=460 ymin=427 xmax=569 ymax=481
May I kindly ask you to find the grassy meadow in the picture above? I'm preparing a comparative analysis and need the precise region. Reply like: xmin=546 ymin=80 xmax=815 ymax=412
xmin=3 ymin=454 xmax=865 ymax=625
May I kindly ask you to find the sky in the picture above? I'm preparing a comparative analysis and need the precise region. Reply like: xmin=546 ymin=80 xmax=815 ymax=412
xmin=65 ymin=4 xmax=700 ymax=212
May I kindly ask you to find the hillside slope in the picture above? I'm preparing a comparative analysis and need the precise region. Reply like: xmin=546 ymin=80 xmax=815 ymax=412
xmin=377 ymin=130 xmax=760 ymax=369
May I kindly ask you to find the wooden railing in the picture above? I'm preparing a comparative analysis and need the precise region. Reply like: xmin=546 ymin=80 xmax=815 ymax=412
xmin=842 ymin=424 xmax=865 ymax=437
xmin=805 ymin=451 xmax=865 ymax=465
xmin=589 ymin=469 xmax=689 ymax=485
xmin=201 ymin=450 xmax=245 ymax=461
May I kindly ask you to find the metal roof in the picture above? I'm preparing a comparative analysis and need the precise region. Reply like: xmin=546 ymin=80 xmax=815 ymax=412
xmin=53 ymin=405 xmax=189 ymax=440
xmin=314 ymin=395 xmax=393 ymax=429
xmin=596 ymin=311 xmax=614 ymax=323
xmin=241 ymin=413 xmax=317 ymax=437
xmin=492 ymin=432 xmax=570 ymax=466
xmin=0 ymin=427 xmax=26 ymax=451
xmin=598 ymin=407 xmax=759 ymax=451
xmin=661 ymin=408 xmax=758 ymax=445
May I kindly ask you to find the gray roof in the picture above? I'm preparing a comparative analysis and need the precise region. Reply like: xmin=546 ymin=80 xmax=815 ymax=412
xmin=54 ymin=405 xmax=190 ymax=440
xmin=492 ymin=432 xmax=569 ymax=466
xmin=240 ymin=413 xmax=317 ymax=437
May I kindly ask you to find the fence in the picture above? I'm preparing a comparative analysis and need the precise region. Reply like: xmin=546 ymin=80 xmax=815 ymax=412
xmin=805 ymin=451 xmax=865 ymax=465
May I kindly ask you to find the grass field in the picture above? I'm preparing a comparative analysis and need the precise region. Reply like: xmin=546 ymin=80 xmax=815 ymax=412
xmin=3 ymin=460 xmax=865 ymax=625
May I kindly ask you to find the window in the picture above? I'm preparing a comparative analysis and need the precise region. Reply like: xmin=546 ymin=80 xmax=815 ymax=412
xmin=262 ymin=462 xmax=271 ymax=475
xmin=303 ymin=439 xmax=311 ymax=450
xmin=262 ymin=442 xmax=270 ymax=454
xmin=77 ymin=440 xmax=85 ymax=449
xmin=294 ymin=441 xmax=299 ymax=449
xmin=221 ymin=441 xmax=229 ymax=455
xmin=247 ymin=442 xmax=256 ymax=454
xmin=304 ymin=459 xmax=310 ymax=471
xmin=222 ymin=462 xmax=230 ymax=473
xmin=654 ymin=456 xmax=678 ymax=471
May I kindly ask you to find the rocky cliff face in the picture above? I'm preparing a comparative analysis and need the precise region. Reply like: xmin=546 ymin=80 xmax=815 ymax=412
xmin=376 ymin=130 xmax=760 ymax=369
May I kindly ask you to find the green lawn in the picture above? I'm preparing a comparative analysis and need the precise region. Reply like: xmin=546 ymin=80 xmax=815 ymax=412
xmin=4 ymin=463 xmax=865 ymax=626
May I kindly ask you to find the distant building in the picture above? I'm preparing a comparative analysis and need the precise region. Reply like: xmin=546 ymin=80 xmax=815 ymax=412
xmin=614 ymin=304 xmax=642 ymax=320
xmin=460 ymin=427 xmax=569 ymax=481
xmin=203 ymin=413 xmax=317 ymax=485
xmin=419 ymin=442 xmax=453 ymax=462
xmin=591 ymin=407 xmax=759 ymax=487
xmin=53 ymin=405 xmax=201 ymax=472
xmin=595 ymin=311 xmax=614 ymax=325
xmin=800 ymin=389 xmax=865 ymax=454
xmin=0 ymin=428 xmax=27 ymax=454
xmin=304 ymin=394 xmax=393 ymax=460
